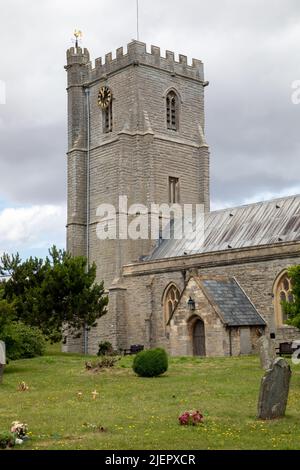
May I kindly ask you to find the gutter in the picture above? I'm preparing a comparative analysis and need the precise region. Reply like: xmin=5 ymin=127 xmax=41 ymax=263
xmin=84 ymin=87 xmax=91 ymax=355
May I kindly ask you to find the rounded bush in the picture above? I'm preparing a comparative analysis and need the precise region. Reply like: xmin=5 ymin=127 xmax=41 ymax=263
xmin=132 ymin=348 xmax=168 ymax=377
xmin=1 ymin=322 xmax=46 ymax=360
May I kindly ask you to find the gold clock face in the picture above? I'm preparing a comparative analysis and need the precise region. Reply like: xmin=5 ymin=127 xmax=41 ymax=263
xmin=97 ymin=86 xmax=112 ymax=109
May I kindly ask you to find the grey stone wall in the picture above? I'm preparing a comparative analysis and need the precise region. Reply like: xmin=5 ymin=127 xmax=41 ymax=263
xmin=169 ymin=277 xmax=225 ymax=356
xmin=65 ymin=41 xmax=210 ymax=353
xmin=121 ymin=247 xmax=300 ymax=355
xmin=65 ymin=41 xmax=299 ymax=357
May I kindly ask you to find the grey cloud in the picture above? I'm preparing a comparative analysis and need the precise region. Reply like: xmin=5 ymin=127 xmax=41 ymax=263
xmin=0 ymin=122 xmax=66 ymax=204
xmin=0 ymin=0 xmax=300 ymax=208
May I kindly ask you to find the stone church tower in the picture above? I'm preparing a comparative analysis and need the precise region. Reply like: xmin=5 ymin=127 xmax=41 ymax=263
xmin=65 ymin=40 xmax=210 ymax=353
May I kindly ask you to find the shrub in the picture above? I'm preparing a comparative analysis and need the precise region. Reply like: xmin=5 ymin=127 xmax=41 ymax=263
xmin=97 ymin=341 xmax=113 ymax=356
xmin=86 ymin=356 xmax=120 ymax=372
xmin=133 ymin=348 xmax=168 ymax=377
xmin=1 ymin=322 xmax=46 ymax=360
xmin=0 ymin=431 xmax=15 ymax=449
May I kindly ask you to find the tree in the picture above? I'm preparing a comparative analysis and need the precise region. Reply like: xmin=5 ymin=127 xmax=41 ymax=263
xmin=0 ymin=247 xmax=108 ymax=342
xmin=0 ymin=295 xmax=15 ymax=334
xmin=283 ymin=266 xmax=300 ymax=329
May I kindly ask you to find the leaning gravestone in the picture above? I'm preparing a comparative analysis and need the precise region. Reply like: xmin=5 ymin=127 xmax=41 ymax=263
xmin=257 ymin=358 xmax=291 ymax=420
xmin=258 ymin=335 xmax=276 ymax=370
xmin=0 ymin=341 xmax=6 ymax=384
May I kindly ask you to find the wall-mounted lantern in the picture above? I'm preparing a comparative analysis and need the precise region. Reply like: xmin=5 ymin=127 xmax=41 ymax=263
xmin=187 ymin=296 xmax=196 ymax=311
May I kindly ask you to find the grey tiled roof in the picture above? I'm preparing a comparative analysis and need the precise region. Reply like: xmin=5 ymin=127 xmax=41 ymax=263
xmin=148 ymin=194 xmax=300 ymax=260
xmin=202 ymin=278 xmax=266 ymax=326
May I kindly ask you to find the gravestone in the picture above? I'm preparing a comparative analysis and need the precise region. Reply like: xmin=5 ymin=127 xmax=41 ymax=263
xmin=258 ymin=335 xmax=276 ymax=370
xmin=257 ymin=358 xmax=291 ymax=420
xmin=0 ymin=341 xmax=6 ymax=384
xmin=240 ymin=328 xmax=252 ymax=355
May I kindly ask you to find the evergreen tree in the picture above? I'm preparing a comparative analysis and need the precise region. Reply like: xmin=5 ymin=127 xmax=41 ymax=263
xmin=0 ymin=247 xmax=108 ymax=342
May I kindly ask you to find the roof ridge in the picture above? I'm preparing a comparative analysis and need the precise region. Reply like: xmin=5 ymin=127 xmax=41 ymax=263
xmin=210 ymin=193 xmax=300 ymax=215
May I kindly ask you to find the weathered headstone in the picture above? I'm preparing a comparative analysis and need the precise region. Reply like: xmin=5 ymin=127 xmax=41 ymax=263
xmin=292 ymin=341 xmax=300 ymax=365
xmin=258 ymin=335 xmax=276 ymax=370
xmin=0 ymin=341 xmax=6 ymax=384
xmin=257 ymin=358 xmax=291 ymax=420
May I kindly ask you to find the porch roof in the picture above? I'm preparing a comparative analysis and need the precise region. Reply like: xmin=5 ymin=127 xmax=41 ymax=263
xmin=201 ymin=277 xmax=266 ymax=327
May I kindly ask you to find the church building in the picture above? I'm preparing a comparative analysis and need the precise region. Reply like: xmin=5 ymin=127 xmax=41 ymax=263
xmin=64 ymin=40 xmax=300 ymax=356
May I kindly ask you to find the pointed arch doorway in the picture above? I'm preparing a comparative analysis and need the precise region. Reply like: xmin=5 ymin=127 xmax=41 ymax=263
xmin=193 ymin=319 xmax=206 ymax=356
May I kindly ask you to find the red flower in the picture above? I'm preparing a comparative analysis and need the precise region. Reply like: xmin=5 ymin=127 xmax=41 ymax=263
xmin=179 ymin=411 xmax=204 ymax=426
xmin=191 ymin=411 xmax=203 ymax=425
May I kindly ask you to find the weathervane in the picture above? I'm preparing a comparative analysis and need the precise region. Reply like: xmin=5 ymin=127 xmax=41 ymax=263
xmin=73 ymin=29 xmax=83 ymax=49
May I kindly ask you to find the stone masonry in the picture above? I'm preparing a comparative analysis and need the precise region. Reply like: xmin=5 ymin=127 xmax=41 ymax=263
xmin=65 ymin=41 xmax=210 ymax=353
xmin=121 ymin=244 xmax=300 ymax=355
xmin=64 ymin=40 xmax=300 ymax=355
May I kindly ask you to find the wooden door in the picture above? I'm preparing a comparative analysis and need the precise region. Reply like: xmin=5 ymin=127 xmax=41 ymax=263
xmin=193 ymin=319 xmax=206 ymax=356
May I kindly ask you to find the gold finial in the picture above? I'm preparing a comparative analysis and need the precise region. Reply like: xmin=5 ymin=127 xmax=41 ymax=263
xmin=74 ymin=30 xmax=83 ymax=49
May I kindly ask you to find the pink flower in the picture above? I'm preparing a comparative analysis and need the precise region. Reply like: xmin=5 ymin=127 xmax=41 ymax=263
xmin=179 ymin=412 xmax=190 ymax=425
xmin=178 ymin=411 xmax=204 ymax=426
xmin=191 ymin=411 xmax=203 ymax=425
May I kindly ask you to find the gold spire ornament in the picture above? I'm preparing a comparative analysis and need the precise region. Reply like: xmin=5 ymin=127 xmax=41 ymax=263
xmin=74 ymin=30 xmax=83 ymax=49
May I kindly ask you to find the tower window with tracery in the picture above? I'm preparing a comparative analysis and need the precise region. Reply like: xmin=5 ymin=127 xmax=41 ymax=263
xmin=166 ymin=91 xmax=179 ymax=131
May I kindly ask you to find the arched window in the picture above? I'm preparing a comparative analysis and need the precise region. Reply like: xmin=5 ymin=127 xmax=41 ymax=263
xmin=103 ymin=100 xmax=113 ymax=133
xmin=163 ymin=284 xmax=180 ymax=326
xmin=166 ymin=91 xmax=179 ymax=131
xmin=274 ymin=271 xmax=294 ymax=326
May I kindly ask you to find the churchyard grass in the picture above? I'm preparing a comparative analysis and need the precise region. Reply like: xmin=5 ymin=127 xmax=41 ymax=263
xmin=0 ymin=348 xmax=299 ymax=450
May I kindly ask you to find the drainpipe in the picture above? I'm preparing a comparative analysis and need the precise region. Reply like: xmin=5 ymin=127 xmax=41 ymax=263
xmin=84 ymin=87 xmax=91 ymax=355
xmin=228 ymin=327 xmax=232 ymax=357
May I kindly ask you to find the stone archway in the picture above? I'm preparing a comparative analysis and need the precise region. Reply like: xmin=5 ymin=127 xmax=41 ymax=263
xmin=193 ymin=319 xmax=206 ymax=356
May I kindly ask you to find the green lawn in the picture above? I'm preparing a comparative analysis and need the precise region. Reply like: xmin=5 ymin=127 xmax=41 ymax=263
xmin=0 ymin=349 xmax=299 ymax=450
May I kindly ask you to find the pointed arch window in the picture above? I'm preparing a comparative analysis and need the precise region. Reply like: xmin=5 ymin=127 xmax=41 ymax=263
xmin=274 ymin=271 xmax=294 ymax=326
xmin=163 ymin=284 xmax=180 ymax=326
xmin=166 ymin=91 xmax=179 ymax=131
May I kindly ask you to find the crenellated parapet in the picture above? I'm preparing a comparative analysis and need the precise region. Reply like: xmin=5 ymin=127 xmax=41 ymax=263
xmin=66 ymin=47 xmax=91 ymax=88
xmin=66 ymin=40 xmax=204 ymax=84
xmin=66 ymin=47 xmax=90 ymax=66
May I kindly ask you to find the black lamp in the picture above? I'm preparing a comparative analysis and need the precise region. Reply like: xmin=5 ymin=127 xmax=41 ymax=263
xmin=187 ymin=296 xmax=195 ymax=311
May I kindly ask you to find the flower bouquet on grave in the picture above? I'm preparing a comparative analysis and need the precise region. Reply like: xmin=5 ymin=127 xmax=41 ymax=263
xmin=178 ymin=410 xmax=204 ymax=426
xmin=10 ymin=421 xmax=29 ymax=444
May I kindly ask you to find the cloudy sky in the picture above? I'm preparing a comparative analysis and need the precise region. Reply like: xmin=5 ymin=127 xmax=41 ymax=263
xmin=0 ymin=0 xmax=300 ymax=260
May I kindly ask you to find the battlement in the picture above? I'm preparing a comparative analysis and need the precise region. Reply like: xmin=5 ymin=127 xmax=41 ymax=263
xmin=66 ymin=47 xmax=90 ymax=65
xmin=66 ymin=40 xmax=204 ymax=82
